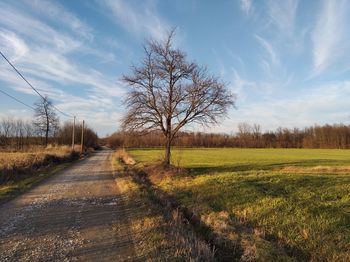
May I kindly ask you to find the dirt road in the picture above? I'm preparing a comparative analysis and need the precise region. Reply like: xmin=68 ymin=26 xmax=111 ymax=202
xmin=0 ymin=149 xmax=138 ymax=261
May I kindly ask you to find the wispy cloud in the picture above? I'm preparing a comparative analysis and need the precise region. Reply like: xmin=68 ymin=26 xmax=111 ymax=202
xmin=268 ymin=0 xmax=298 ymax=35
xmin=0 ymin=2 xmax=81 ymax=53
xmin=211 ymin=80 xmax=350 ymax=133
xmin=101 ymin=0 xmax=170 ymax=41
xmin=0 ymin=1 xmax=124 ymax=135
xmin=254 ymin=34 xmax=278 ymax=65
xmin=231 ymin=70 xmax=249 ymax=102
xmin=1 ymin=0 xmax=349 ymax=136
xmin=0 ymin=1 xmax=124 ymax=95
xmin=311 ymin=0 xmax=349 ymax=75
xmin=0 ymin=62 xmax=123 ymax=134
xmin=23 ymin=0 xmax=93 ymax=41
xmin=240 ymin=0 xmax=253 ymax=16
xmin=0 ymin=29 xmax=29 ymax=61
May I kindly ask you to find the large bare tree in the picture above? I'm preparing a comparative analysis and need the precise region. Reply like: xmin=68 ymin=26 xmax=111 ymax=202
xmin=122 ymin=31 xmax=236 ymax=166
xmin=33 ymin=96 xmax=59 ymax=146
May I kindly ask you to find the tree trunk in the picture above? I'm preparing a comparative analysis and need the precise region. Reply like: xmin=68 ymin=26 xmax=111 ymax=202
xmin=45 ymin=128 xmax=48 ymax=147
xmin=164 ymin=136 xmax=171 ymax=167
xmin=164 ymin=114 xmax=172 ymax=166
xmin=45 ymin=116 xmax=49 ymax=147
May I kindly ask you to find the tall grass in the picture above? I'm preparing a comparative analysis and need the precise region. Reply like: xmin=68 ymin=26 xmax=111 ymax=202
xmin=112 ymin=150 xmax=215 ymax=261
xmin=0 ymin=145 xmax=79 ymax=184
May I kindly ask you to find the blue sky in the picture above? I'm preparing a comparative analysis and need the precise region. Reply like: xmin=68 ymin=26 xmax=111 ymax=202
xmin=0 ymin=0 xmax=350 ymax=136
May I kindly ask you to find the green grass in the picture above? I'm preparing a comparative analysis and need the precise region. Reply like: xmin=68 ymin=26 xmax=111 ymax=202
xmin=129 ymin=148 xmax=350 ymax=261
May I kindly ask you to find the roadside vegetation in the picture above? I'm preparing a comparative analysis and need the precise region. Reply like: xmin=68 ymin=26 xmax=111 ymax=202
xmin=0 ymin=145 xmax=80 ymax=202
xmin=112 ymin=150 xmax=215 ymax=261
xmin=0 ymin=146 xmax=77 ymax=181
xmin=0 ymin=114 xmax=99 ymax=202
xmin=128 ymin=148 xmax=350 ymax=261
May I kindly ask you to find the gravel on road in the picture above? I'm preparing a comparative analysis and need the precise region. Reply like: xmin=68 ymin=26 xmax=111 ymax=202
xmin=0 ymin=149 xmax=138 ymax=262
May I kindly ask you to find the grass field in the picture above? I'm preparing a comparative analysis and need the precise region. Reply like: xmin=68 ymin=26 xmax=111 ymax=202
xmin=129 ymin=148 xmax=350 ymax=261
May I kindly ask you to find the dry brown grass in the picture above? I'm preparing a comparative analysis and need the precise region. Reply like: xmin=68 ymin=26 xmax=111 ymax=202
xmin=143 ymin=163 xmax=187 ymax=184
xmin=115 ymin=149 xmax=187 ymax=183
xmin=114 ymin=149 xmax=136 ymax=165
xmin=0 ymin=145 xmax=78 ymax=184
xmin=0 ymin=146 xmax=71 ymax=167
xmin=112 ymin=151 xmax=215 ymax=261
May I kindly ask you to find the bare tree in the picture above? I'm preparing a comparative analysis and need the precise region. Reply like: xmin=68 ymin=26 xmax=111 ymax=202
xmin=57 ymin=121 xmax=99 ymax=149
xmin=33 ymin=96 xmax=59 ymax=146
xmin=122 ymin=30 xmax=236 ymax=166
xmin=237 ymin=122 xmax=252 ymax=147
xmin=1 ymin=118 xmax=11 ymax=146
xmin=252 ymin=123 xmax=261 ymax=147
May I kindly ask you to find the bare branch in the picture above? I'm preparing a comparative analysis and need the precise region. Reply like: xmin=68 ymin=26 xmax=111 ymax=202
xmin=121 ymin=29 xmax=236 ymax=165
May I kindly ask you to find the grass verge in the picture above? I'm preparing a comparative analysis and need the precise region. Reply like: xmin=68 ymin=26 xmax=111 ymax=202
xmin=112 ymin=149 xmax=216 ymax=261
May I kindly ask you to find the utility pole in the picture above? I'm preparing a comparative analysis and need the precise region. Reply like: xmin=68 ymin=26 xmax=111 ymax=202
xmin=80 ymin=120 xmax=84 ymax=154
xmin=71 ymin=116 xmax=75 ymax=151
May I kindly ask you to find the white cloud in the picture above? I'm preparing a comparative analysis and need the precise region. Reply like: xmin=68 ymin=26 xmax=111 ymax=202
xmin=268 ymin=0 xmax=298 ymax=34
xmin=0 ymin=1 xmax=125 ymax=135
xmin=259 ymin=59 xmax=274 ymax=78
xmin=0 ymin=64 xmax=122 ymax=135
xmin=209 ymin=80 xmax=350 ymax=133
xmin=0 ymin=29 xmax=29 ymax=61
xmin=0 ymin=3 xmax=82 ymax=53
xmin=231 ymin=69 xmax=256 ymax=101
xmin=56 ymin=98 xmax=123 ymax=135
xmin=23 ymin=0 xmax=93 ymax=41
xmin=0 ymin=2 xmax=124 ymax=97
xmin=311 ymin=0 xmax=349 ymax=75
xmin=0 ymin=110 xmax=34 ymax=122
xmin=101 ymin=0 xmax=170 ymax=41
xmin=254 ymin=34 xmax=278 ymax=65
xmin=240 ymin=0 xmax=253 ymax=16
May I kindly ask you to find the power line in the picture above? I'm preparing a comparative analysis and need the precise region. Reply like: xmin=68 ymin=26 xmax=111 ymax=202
xmin=0 ymin=51 xmax=46 ymax=100
xmin=0 ymin=88 xmax=36 ymax=111
xmin=0 ymin=50 xmax=74 ymax=118
xmin=52 ymin=103 xmax=73 ymax=118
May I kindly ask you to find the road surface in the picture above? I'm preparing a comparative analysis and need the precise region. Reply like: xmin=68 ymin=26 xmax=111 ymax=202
xmin=0 ymin=149 xmax=139 ymax=261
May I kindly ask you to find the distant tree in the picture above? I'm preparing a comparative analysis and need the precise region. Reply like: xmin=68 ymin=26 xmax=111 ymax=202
xmin=122 ymin=30 xmax=236 ymax=166
xmin=252 ymin=124 xmax=261 ymax=147
xmin=1 ymin=118 xmax=11 ymax=145
xmin=237 ymin=122 xmax=252 ymax=147
xmin=57 ymin=121 xmax=99 ymax=149
xmin=33 ymin=96 xmax=59 ymax=146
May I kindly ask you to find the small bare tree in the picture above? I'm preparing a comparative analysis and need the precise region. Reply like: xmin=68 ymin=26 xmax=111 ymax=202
xmin=1 ymin=118 xmax=11 ymax=146
xmin=122 ymin=30 xmax=236 ymax=166
xmin=33 ymin=96 xmax=59 ymax=147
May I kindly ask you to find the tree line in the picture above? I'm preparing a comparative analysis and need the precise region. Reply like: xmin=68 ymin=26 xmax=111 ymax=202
xmin=0 ymin=117 xmax=99 ymax=150
xmin=0 ymin=96 xmax=99 ymax=150
xmin=107 ymin=122 xmax=350 ymax=149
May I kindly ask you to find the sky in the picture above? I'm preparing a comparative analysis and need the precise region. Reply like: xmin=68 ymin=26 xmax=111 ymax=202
xmin=0 ymin=0 xmax=350 ymax=136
